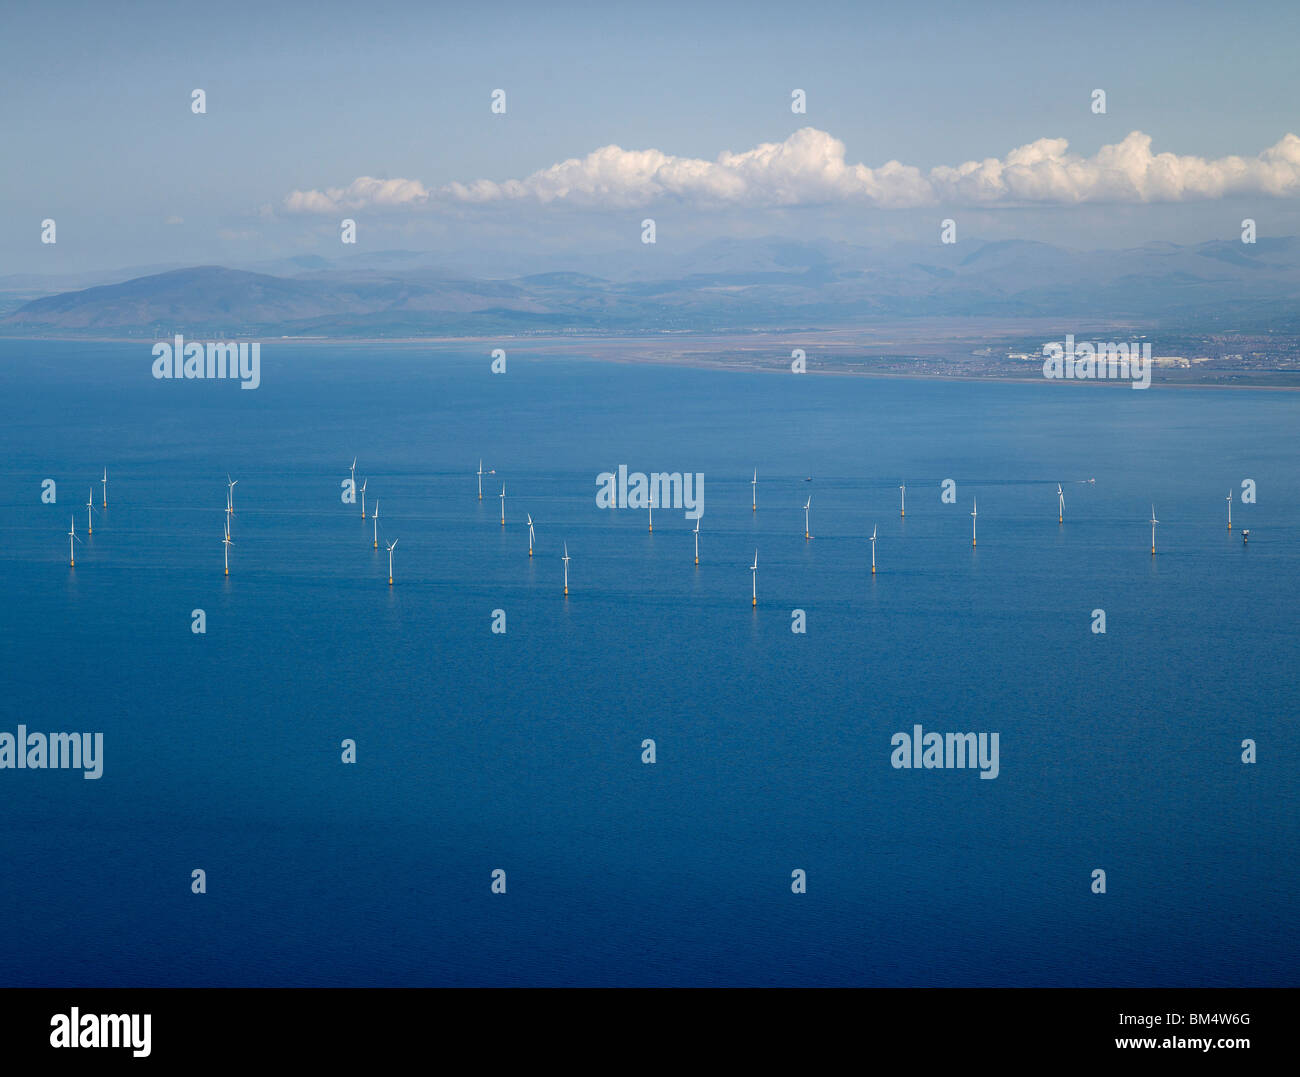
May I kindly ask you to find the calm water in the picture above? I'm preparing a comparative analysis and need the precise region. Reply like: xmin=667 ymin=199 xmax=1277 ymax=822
xmin=0 ymin=340 xmax=1296 ymax=987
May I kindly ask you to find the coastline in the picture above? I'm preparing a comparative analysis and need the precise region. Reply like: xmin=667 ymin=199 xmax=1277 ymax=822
xmin=1 ymin=331 xmax=1297 ymax=391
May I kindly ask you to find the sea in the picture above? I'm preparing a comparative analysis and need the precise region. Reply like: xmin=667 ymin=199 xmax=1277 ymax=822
xmin=0 ymin=339 xmax=1296 ymax=987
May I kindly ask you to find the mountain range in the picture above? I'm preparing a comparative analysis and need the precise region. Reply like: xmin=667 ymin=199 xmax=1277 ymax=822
xmin=4 ymin=237 xmax=1300 ymax=337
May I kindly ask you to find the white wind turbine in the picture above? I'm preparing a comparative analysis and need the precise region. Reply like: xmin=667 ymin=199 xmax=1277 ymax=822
xmin=226 ymin=475 xmax=238 ymax=521
xmin=971 ymin=498 xmax=978 ymax=547
xmin=562 ymin=542 xmax=570 ymax=596
xmin=349 ymin=458 xmax=356 ymax=501
xmin=803 ymin=496 xmax=812 ymax=541
xmin=373 ymin=501 xmax=380 ymax=548
xmin=101 ymin=467 xmax=108 ymax=508
xmin=1150 ymin=505 xmax=1159 ymax=555
xmin=499 ymin=484 xmax=506 ymax=527
xmin=527 ymin=513 xmax=535 ymax=558
xmin=360 ymin=478 xmax=368 ymax=520
xmin=386 ymin=538 xmax=398 ymax=585
xmin=67 ymin=515 xmax=80 ymax=567
xmin=477 ymin=459 xmax=484 ymax=501
xmin=1226 ymin=490 xmax=1232 ymax=531
xmin=693 ymin=517 xmax=700 ymax=565
xmin=870 ymin=524 xmax=877 ymax=574
xmin=1058 ymin=484 xmax=1064 ymax=524
xmin=86 ymin=487 xmax=96 ymax=535
xmin=752 ymin=468 xmax=758 ymax=512
xmin=899 ymin=483 xmax=906 ymax=518
xmin=750 ymin=549 xmax=758 ymax=607
xmin=222 ymin=517 xmax=233 ymax=576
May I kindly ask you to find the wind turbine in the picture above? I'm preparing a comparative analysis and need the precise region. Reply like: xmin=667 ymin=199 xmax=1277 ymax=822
xmin=1150 ymin=505 xmax=1159 ymax=556
xmin=360 ymin=478 xmax=368 ymax=520
xmin=349 ymin=458 xmax=356 ymax=501
xmin=648 ymin=489 xmax=655 ymax=533
xmin=562 ymin=542 xmax=570 ymax=596
xmin=101 ymin=467 xmax=108 ymax=508
xmin=527 ymin=513 xmax=535 ymax=558
xmin=86 ymin=487 xmax=95 ymax=535
xmin=1226 ymin=490 xmax=1232 ymax=530
xmin=750 ymin=549 xmax=758 ymax=607
xmin=373 ymin=501 xmax=380 ymax=548
xmin=222 ymin=518 xmax=233 ymax=576
xmin=870 ymin=524 xmax=877 ymax=574
xmin=499 ymin=484 xmax=506 ymax=527
xmin=386 ymin=539 xmax=398 ymax=585
xmin=899 ymin=483 xmax=906 ymax=518
xmin=477 ymin=459 xmax=484 ymax=501
xmin=752 ymin=468 xmax=758 ymax=512
xmin=971 ymin=498 xmax=978 ymax=547
xmin=226 ymin=475 xmax=238 ymax=520
xmin=693 ymin=518 xmax=700 ymax=565
xmin=803 ymin=496 xmax=812 ymax=541
xmin=1058 ymin=484 xmax=1064 ymax=524
xmin=67 ymin=515 xmax=80 ymax=567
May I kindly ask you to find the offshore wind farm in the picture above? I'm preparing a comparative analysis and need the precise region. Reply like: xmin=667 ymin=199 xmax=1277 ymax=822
xmin=2 ymin=339 xmax=1297 ymax=990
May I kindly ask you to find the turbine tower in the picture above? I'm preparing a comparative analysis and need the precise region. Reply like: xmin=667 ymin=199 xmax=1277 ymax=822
xmin=562 ymin=542 xmax=570 ymax=596
xmin=870 ymin=525 xmax=877 ymax=574
xmin=804 ymin=496 xmax=812 ymax=541
xmin=750 ymin=549 xmax=758 ymax=607
xmin=971 ymin=498 xmax=978 ymax=547
xmin=899 ymin=483 xmax=906 ymax=518
xmin=527 ymin=513 xmax=535 ymax=558
xmin=386 ymin=539 xmax=398 ymax=585
xmin=1150 ymin=505 xmax=1159 ymax=556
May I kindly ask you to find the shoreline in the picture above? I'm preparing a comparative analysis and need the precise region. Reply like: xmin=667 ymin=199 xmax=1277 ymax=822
xmin=1 ymin=332 xmax=1297 ymax=391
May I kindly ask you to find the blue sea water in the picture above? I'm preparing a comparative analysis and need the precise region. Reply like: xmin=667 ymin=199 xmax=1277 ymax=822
xmin=0 ymin=339 xmax=1296 ymax=987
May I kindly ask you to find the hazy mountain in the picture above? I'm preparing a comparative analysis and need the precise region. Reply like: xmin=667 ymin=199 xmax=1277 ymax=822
xmin=5 ymin=237 xmax=1300 ymax=337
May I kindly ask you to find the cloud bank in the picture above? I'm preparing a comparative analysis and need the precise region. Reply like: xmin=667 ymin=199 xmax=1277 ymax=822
xmin=284 ymin=128 xmax=1300 ymax=214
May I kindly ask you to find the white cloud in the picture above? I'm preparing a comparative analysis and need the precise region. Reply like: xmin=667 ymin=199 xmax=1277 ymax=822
xmin=283 ymin=128 xmax=1300 ymax=214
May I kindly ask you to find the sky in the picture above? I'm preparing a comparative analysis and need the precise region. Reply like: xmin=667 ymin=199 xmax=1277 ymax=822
xmin=3 ymin=0 xmax=1300 ymax=277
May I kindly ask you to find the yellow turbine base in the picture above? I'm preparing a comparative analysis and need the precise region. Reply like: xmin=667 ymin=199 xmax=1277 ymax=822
xmin=752 ymin=597 xmax=756 ymax=606
xmin=389 ymin=577 xmax=393 ymax=585
xmin=529 ymin=550 xmax=533 ymax=557
xmin=564 ymin=586 xmax=568 ymax=595
xmin=872 ymin=565 xmax=876 ymax=573
xmin=694 ymin=556 xmax=699 ymax=565
xmin=373 ymin=541 xmax=378 ymax=549
xmin=224 ymin=567 xmax=228 ymax=576
xmin=1228 ymin=523 xmax=1232 ymax=530
xmin=70 ymin=560 xmax=75 ymax=567
xmin=649 ymin=524 xmax=653 ymax=532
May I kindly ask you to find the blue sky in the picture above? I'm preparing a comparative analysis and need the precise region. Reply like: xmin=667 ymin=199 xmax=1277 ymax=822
xmin=4 ymin=0 xmax=1300 ymax=275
